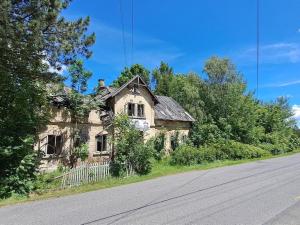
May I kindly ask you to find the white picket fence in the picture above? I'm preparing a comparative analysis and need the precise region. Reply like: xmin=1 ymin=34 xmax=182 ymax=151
xmin=61 ymin=160 xmax=134 ymax=188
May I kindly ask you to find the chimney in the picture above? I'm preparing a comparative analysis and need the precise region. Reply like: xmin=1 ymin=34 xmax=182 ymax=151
xmin=98 ymin=79 xmax=105 ymax=90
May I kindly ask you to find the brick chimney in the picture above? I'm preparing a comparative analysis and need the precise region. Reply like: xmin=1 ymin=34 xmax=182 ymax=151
xmin=98 ymin=79 xmax=105 ymax=90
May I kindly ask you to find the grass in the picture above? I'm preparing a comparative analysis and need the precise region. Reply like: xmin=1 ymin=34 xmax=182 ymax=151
xmin=1 ymin=149 xmax=300 ymax=207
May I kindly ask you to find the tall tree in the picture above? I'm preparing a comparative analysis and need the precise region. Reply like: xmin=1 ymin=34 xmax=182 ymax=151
xmin=203 ymin=56 xmax=241 ymax=85
xmin=0 ymin=0 xmax=95 ymax=197
xmin=112 ymin=64 xmax=150 ymax=87
xmin=66 ymin=60 xmax=98 ymax=167
xmin=152 ymin=61 xmax=174 ymax=96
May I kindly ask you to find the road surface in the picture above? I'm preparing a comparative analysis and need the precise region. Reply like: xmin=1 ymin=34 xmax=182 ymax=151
xmin=1 ymin=153 xmax=300 ymax=225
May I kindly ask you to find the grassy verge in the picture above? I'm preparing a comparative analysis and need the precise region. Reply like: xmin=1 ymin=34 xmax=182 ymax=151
xmin=1 ymin=149 xmax=300 ymax=207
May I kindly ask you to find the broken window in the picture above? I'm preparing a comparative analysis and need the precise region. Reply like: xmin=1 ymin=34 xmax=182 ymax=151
xmin=96 ymin=135 xmax=107 ymax=152
xmin=128 ymin=103 xmax=135 ymax=117
xmin=137 ymin=104 xmax=144 ymax=118
xmin=46 ymin=135 xmax=62 ymax=155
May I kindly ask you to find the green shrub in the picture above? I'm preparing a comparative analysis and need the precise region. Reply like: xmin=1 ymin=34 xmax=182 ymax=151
xmin=219 ymin=141 xmax=270 ymax=160
xmin=170 ymin=141 xmax=270 ymax=166
xmin=170 ymin=131 xmax=180 ymax=150
xmin=111 ymin=114 xmax=153 ymax=176
xmin=0 ymin=137 xmax=41 ymax=198
xmin=74 ymin=143 xmax=89 ymax=161
xmin=200 ymin=145 xmax=228 ymax=162
xmin=170 ymin=144 xmax=200 ymax=166
xmin=33 ymin=170 xmax=63 ymax=192
xmin=131 ymin=143 xmax=153 ymax=175
xmin=153 ymin=133 xmax=166 ymax=160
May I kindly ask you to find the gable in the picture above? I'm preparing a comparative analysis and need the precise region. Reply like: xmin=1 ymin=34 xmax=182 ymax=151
xmin=104 ymin=76 xmax=158 ymax=104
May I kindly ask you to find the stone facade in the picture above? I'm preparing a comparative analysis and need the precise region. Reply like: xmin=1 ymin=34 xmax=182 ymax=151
xmin=36 ymin=76 xmax=194 ymax=170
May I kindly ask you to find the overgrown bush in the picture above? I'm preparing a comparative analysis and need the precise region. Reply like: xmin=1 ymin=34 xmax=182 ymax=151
xmin=152 ymin=132 xmax=166 ymax=160
xmin=130 ymin=143 xmax=153 ymax=175
xmin=218 ymin=141 xmax=270 ymax=160
xmin=170 ymin=140 xmax=270 ymax=166
xmin=111 ymin=114 xmax=153 ymax=176
xmin=0 ymin=137 xmax=41 ymax=198
xmin=170 ymin=131 xmax=180 ymax=150
xmin=200 ymin=145 xmax=228 ymax=162
xmin=33 ymin=170 xmax=63 ymax=193
xmin=74 ymin=143 xmax=89 ymax=162
xmin=170 ymin=144 xmax=200 ymax=166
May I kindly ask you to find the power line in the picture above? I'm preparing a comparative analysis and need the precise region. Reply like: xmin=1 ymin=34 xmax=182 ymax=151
xmin=131 ymin=0 xmax=134 ymax=65
xmin=119 ymin=0 xmax=127 ymax=67
xmin=256 ymin=0 xmax=260 ymax=98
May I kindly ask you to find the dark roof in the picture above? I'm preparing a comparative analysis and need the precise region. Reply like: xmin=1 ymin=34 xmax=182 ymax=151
xmin=154 ymin=95 xmax=195 ymax=122
xmin=48 ymin=76 xmax=195 ymax=123
xmin=95 ymin=86 xmax=118 ymax=102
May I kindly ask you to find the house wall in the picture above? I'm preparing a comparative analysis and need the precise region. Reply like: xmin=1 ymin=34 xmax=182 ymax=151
xmin=151 ymin=120 xmax=191 ymax=152
xmin=36 ymin=107 xmax=108 ymax=171
xmin=37 ymin=88 xmax=193 ymax=171
xmin=114 ymin=86 xmax=155 ymax=126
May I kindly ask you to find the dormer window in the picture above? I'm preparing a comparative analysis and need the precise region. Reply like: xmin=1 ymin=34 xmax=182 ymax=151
xmin=128 ymin=103 xmax=135 ymax=117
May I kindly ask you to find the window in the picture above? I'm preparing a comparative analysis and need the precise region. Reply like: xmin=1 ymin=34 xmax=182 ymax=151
xmin=137 ymin=104 xmax=144 ymax=118
xmin=128 ymin=103 xmax=135 ymax=117
xmin=96 ymin=135 xmax=107 ymax=152
xmin=181 ymin=135 xmax=187 ymax=143
xmin=47 ymin=135 xmax=62 ymax=155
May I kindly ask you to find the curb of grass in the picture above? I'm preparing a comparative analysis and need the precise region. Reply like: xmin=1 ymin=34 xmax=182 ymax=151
xmin=1 ymin=150 xmax=300 ymax=208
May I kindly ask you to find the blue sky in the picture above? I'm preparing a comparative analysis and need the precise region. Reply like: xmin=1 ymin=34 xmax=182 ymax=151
xmin=63 ymin=0 xmax=300 ymax=123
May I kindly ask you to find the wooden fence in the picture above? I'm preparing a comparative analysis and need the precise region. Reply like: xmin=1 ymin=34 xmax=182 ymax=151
xmin=61 ymin=160 xmax=134 ymax=188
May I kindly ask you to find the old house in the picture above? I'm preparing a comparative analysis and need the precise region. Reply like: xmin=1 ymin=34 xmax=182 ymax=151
xmin=36 ymin=75 xmax=194 ymax=170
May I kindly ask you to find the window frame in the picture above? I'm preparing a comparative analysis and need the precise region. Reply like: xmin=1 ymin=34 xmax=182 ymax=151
xmin=127 ymin=103 xmax=136 ymax=117
xmin=46 ymin=134 xmax=62 ymax=156
xmin=96 ymin=135 xmax=108 ymax=153
xmin=137 ymin=104 xmax=145 ymax=118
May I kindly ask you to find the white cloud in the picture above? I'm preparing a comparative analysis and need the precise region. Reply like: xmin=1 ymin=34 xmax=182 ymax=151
xmin=264 ymin=79 xmax=300 ymax=88
xmin=237 ymin=42 xmax=300 ymax=64
xmin=42 ymin=59 xmax=67 ymax=75
xmin=292 ymin=105 xmax=300 ymax=119
xmin=292 ymin=105 xmax=300 ymax=127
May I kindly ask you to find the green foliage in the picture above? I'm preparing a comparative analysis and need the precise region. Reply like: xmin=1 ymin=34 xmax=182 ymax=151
xmin=111 ymin=114 xmax=153 ymax=176
xmin=150 ymin=56 xmax=300 ymax=154
xmin=66 ymin=60 xmax=99 ymax=167
xmin=152 ymin=132 xmax=166 ymax=160
xmin=130 ymin=143 xmax=153 ymax=175
xmin=170 ymin=131 xmax=180 ymax=150
xmin=0 ymin=0 xmax=94 ymax=197
xmin=67 ymin=59 xmax=98 ymax=123
xmin=112 ymin=64 xmax=150 ymax=87
xmin=74 ymin=143 xmax=89 ymax=161
xmin=33 ymin=170 xmax=63 ymax=193
xmin=217 ymin=141 xmax=270 ymax=160
xmin=152 ymin=61 xmax=174 ymax=96
xmin=170 ymin=145 xmax=200 ymax=166
xmin=203 ymin=56 xmax=242 ymax=84
xmin=170 ymin=141 xmax=270 ymax=166
xmin=0 ymin=137 xmax=41 ymax=198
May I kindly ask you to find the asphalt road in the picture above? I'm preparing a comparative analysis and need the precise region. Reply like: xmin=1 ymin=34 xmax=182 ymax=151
xmin=1 ymin=153 xmax=300 ymax=225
